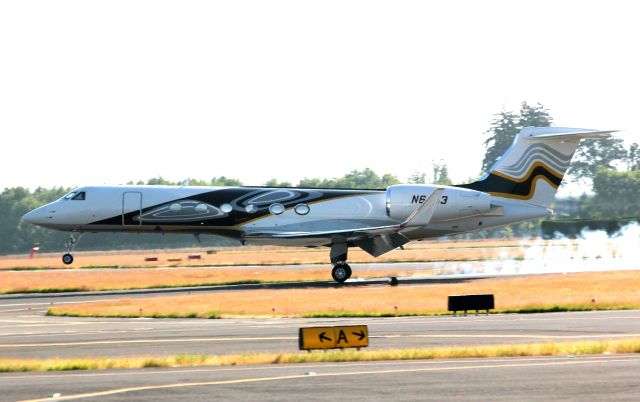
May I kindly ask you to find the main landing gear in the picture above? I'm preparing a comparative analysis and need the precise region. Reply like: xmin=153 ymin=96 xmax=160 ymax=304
xmin=330 ymin=242 xmax=351 ymax=283
xmin=331 ymin=262 xmax=352 ymax=283
xmin=62 ymin=234 xmax=80 ymax=265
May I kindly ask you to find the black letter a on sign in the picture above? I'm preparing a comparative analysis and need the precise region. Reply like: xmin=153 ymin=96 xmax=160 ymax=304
xmin=337 ymin=330 xmax=348 ymax=344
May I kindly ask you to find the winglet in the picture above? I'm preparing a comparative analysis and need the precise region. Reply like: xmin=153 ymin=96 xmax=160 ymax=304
xmin=400 ymin=188 xmax=444 ymax=228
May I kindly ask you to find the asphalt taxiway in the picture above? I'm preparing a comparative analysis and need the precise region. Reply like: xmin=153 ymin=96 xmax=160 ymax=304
xmin=4 ymin=355 xmax=640 ymax=401
xmin=2 ymin=293 xmax=640 ymax=359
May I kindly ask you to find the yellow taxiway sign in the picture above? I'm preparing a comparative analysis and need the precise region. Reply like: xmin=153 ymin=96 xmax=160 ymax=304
xmin=299 ymin=325 xmax=368 ymax=350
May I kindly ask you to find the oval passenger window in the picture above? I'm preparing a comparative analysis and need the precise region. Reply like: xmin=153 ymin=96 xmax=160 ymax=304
xmin=294 ymin=204 xmax=310 ymax=215
xmin=269 ymin=203 xmax=285 ymax=215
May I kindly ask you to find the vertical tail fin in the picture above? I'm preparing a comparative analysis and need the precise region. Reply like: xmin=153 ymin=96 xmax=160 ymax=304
xmin=459 ymin=127 xmax=616 ymax=207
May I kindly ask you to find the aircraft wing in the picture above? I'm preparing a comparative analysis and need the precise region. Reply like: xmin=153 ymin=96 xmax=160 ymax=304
xmin=244 ymin=188 xmax=444 ymax=257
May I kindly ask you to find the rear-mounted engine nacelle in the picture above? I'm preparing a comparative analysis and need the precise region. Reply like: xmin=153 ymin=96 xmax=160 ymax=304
xmin=385 ymin=184 xmax=491 ymax=222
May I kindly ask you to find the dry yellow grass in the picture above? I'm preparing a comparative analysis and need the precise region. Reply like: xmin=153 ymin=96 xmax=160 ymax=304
xmin=0 ymin=267 xmax=434 ymax=294
xmin=49 ymin=270 xmax=640 ymax=318
xmin=2 ymin=338 xmax=640 ymax=372
xmin=0 ymin=239 xmax=548 ymax=270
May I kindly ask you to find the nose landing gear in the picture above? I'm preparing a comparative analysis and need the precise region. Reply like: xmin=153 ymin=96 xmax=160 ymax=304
xmin=62 ymin=253 xmax=74 ymax=265
xmin=62 ymin=234 xmax=81 ymax=265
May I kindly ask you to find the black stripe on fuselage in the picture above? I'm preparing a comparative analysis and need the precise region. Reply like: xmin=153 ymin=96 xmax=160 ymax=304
xmin=90 ymin=187 xmax=378 ymax=227
xmin=457 ymin=165 xmax=562 ymax=197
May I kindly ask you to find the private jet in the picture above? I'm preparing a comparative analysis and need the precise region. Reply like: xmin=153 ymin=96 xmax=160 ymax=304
xmin=22 ymin=127 xmax=614 ymax=282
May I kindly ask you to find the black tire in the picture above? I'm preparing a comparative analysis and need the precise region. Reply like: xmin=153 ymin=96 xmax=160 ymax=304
xmin=332 ymin=263 xmax=351 ymax=283
xmin=344 ymin=264 xmax=352 ymax=279
xmin=62 ymin=253 xmax=74 ymax=265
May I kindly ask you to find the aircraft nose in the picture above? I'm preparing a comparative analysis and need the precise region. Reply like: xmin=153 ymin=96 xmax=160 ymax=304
xmin=22 ymin=206 xmax=51 ymax=226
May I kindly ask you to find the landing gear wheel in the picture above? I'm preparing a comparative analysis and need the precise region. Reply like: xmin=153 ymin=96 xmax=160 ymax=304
xmin=345 ymin=265 xmax=352 ymax=280
xmin=62 ymin=253 xmax=74 ymax=265
xmin=332 ymin=263 xmax=352 ymax=283
xmin=62 ymin=234 xmax=81 ymax=265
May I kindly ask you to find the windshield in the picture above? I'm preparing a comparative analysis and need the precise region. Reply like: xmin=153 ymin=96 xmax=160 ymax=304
xmin=61 ymin=190 xmax=86 ymax=201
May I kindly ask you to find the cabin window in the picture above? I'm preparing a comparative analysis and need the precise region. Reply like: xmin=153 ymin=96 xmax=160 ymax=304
xmin=220 ymin=204 xmax=233 ymax=213
xmin=71 ymin=192 xmax=86 ymax=201
xmin=269 ymin=203 xmax=285 ymax=215
xmin=245 ymin=204 xmax=258 ymax=213
xmin=294 ymin=204 xmax=310 ymax=215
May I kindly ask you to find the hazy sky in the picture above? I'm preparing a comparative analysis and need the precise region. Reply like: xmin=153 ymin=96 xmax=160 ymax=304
xmin=1 ymin=0 xmax=638 ymax=194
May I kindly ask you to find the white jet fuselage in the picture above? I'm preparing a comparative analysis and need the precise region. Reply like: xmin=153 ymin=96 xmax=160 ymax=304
xmin=22 ymin=184 xmax=550 ymax=248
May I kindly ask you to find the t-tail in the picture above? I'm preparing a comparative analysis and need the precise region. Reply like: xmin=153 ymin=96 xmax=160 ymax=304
xmin=459 ymin=127 xmax=616 ymax=208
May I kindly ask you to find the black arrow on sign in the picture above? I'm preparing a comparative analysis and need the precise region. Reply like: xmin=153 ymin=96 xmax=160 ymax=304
xmin=319 ymin=332 xmax=332 ymax=342
xmin=352 ymin=330 xmax=366 ymax=341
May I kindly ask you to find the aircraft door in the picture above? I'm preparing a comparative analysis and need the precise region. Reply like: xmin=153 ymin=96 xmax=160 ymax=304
xmin=122 ymin=192 xmax=142 ymax=225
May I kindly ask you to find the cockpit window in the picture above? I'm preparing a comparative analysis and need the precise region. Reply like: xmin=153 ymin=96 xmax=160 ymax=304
xmin=72 ymin=192 xmax=86 ymax=201
xmin=63 ymin=192 xmax=77 ymax=200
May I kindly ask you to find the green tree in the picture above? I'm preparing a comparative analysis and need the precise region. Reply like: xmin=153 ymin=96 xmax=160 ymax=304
xmin=481 ymin=102 xmax=553 ymax=174
xmin=626 ymin=143 xmax=640 ymax=171
xmin=210 ymin=176 xmax=243 ymax=186
xmin=408 ymin=171 xmax=426 ymax=184
xmin=568 ymin=137 xmax=627 ymax=180
xmin=333 ymin=169 xmax=400 ymax=189
xmin=298 ymin=177 xmax=335 ymax=188
xmin=146 ymin=176 xmax=175 ymax=185
xmin=431 ymin=162 xmax=452 ymax=185
xmin=518 ymin=102 xmax=553 ymax=128
xmin=0 ymin=186 xmax=70 ymax=254
xmin=587 ymin=168 xmax=640 ymax=218
xmin=264 ymin=178 xmax=293 ymax=187
xmin=481 ymin=110 xmax=519 ymax=173
xmin=299 ymin=169 xmax=400 ymax=189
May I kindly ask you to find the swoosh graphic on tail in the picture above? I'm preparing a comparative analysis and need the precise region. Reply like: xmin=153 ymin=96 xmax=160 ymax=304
xmin=498 ymin=143 xmax=572 ymax=178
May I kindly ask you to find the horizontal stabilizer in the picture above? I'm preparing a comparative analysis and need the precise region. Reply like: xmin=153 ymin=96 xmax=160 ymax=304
xmin=523 ymin=127 xmax=617 ymax=140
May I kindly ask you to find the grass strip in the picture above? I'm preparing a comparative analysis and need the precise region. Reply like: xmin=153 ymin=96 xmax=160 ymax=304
xmin=47 ymin=304 xmax=640 ymax=319
xmin=1 ymin=338 xmax=640 ymax=373
xmin=2 ymin=280 xmax=289 ymax=295
xmin=301 ymin=304 xmax=639 ymax=318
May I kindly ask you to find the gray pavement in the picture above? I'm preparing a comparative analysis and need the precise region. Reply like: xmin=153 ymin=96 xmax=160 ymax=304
xmin=2 ymin=296 xmax=640 ymax=359
xmin=3 ymin=355 xmax=640 ymax=401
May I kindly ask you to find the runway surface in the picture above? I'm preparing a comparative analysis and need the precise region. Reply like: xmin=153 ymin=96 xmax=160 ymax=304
xmin=4 ymin=355 xmax=640 ymax=401
xmin=2 ymin=285 xmax=640 ymax=400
